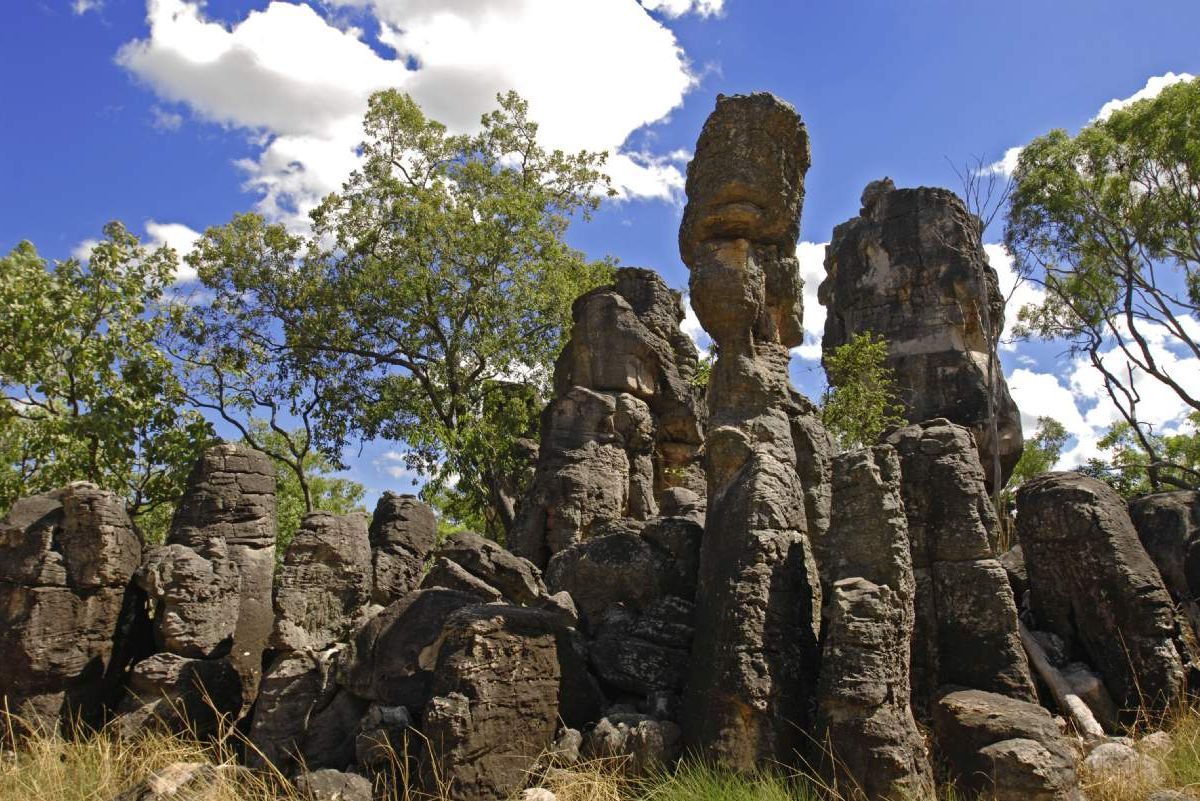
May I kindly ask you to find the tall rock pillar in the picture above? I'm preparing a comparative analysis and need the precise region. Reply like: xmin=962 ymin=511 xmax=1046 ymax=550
xmin=679 ymin=92 xmax=822 ymax=769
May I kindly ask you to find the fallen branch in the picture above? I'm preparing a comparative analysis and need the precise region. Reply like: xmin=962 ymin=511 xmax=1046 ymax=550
xmin=1018 ymin=620 xmax=1107 ymax=742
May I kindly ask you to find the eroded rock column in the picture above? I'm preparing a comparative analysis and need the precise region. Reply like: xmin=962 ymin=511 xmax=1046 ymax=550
xmin=678 ymin=92 xmax=822 ymax=769
xmin=820 ymin=180 xmax=1024 ymax=486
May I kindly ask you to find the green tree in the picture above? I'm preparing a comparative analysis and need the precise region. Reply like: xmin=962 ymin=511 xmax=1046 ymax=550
xmin=1005 ymin=76 xmax=1200 ymax=490
xmin=0 ymin=224 xmax=212 ymax=535
xmin=1080 ymin=412 xmax=1200 ymax=498
xmin=1000 ymin=416 xmax=1068 ymax=505
xmin=820 ymin=331 xmax=907 ymax=451
xmin=191 ymin=90 xmax=615 ymax=539
xmin=244 ymin=425 xmax=366 ymax=555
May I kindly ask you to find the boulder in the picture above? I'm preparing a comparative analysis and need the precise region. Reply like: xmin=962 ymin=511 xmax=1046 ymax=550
xmin=421 ymin=606 xmax=570 ymax=801
xmin=885 ymin=420 xmax=1035 ymax=716
xmin=110 ymin=762 xmax=220 ymax=801
xmin=0 ymin=483 xmax=141 ymax=731
xmin=248 ymin=647 xmax=364 ymax=774
xmin=819 ymin=179 xmax=1024 ymax=486
xmin=134 ymin=543 xmax=240 ymax=659
xmin=1017 ymin=472 xmax=1191 ymax=715
xmin=933 ymin=689 xmax=1082 ymax=801
xmin=114 ymin=653 xmax=242 ymax=738
xmin=294 ymin=769 xmax=373 ymax=801
xmin=1130 ymin=490 xmax=1200 ymax=637
xmin=814 ymin=446 xmax=931 ymax=800
xmin=369 ymin=492 xmax=436 ymax=605
xmin=355 ymin=703 xmax=414 ymax=773
xmin=270 ymin=511 xmax=372 ymax=652
xmin=582 ymin=713 xmax=682 ymax=777
xmin=679 ymin=92 xmax=823 ymax=770
xmin=545 ymin=532 xmax=670 ymax=629
xmin=168 ymin=443 xmax=276 ymax=699
xmin=434 ymin=530 xmax=546 ymax=605
xmin=419 ymin=556 xmax=504 ymax=602
xmin=339 ymin=588 xmax=480 ymax=708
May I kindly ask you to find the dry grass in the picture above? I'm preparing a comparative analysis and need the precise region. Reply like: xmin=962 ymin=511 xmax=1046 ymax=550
xmin=1079 ymin=703 xmax=1200 ymax=801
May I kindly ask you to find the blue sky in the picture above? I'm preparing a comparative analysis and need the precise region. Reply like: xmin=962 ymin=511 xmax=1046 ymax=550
xmin=3 ymin=0 xmax=1199 ymax=503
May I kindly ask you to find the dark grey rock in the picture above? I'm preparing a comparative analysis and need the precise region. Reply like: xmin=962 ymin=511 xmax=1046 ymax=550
xmin=582 ymin=713 xmax=682 ymax=777
xmin=369 ymin=492 xmax=436 ymax=605
xmin=1017 ymin=472 xmax=1191 ymax=715
xmin=435 ymin=530 xmax=546 ymax=605
xmin=419 ymin=556 xmax=504 ymax=602
xmin=294 ymin=769 xmax=373 ymax=801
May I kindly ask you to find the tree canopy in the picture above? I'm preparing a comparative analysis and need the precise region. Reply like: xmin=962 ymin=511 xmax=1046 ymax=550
xmin=0 ymin=224 xmax=212 ymax=533
xmin=188 ymin=90 xmax=616 ymax=537
xmin=820 ymin=331 xmax=906 ymax=452
xmin=1005 ymin=76 xmax=1200 ymax=490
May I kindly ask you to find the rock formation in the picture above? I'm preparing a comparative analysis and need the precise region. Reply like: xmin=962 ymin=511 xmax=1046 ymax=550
xmin=677 ymin=92 xmax=822 ymax=768
xmin=885 ymin=419 xmax=1035 ymax=716
xmin=820 ymin=179 xmax=1023 ymax=486
xmin=1017 ymin=472 xmax=1192 ymax=715
xmin=0 ymin=483 xmax=140 ymax=731
xmin=1131 ymin=490 xmax=1200 ymax=638
xmin=933 ymin=689 xmax=1082 ymax=801
xmin=509 ymin=267 xmax=706 ymax=567
xmin=814 ymin=446 xmax=931 ymax=800
xmin=369 ymin=492 xmax=436 ymax=605
xmin=169 ymin=443 xmax=276 ymax=695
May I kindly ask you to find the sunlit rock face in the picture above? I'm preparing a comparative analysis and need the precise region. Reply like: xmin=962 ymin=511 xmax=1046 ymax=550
xmin=678 ymin=92 xmax=825 ymax=770
xmin=819 ymin=179 xmax=1023 ymax=487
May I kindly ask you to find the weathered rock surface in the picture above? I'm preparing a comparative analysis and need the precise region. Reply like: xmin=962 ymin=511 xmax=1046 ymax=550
xmin=814 ymin=446 xmax=931 ymax=800
xmin=271 ymin=511 xmax=372 ymax=652
xmin=168 ymin=443 xmax=276 ymax=695
xmin=369 ymin=492 xmax=436 ymax=605
xmin=510 ymin=267 xmax=706 ymax=567
xmin=434 ymin=530 xmax=546 ymax=606
xmin=0 ymin=483 xmax=140 ymax=730
xmin=134 ymin=543 xmax=240 ymax=659
xmin=111 ymin=762 xmax=221 ymax=801
xmin=820 ymin=179 xmax=1024 ymax=486
xmin=114 ymin=653 xmax=242 ymax=738
xmin=422 ymin=606 xmax=568 ymax=801
xmin=340 ymin=588 xmax=480 ymax=708
xmin=1131 ymin=490 xmax=1200 ymax=637
xmin=679 ymin=92 xmax=822 ymax=769
xmin=582 ymin=713 xmax=682 ymax=777
xmin=248 ymin=647 xmax=365 ymax=774
xmin=933 ymin=689 xmax=1082 ymax=801
xmin=294 ymin=769 xmax=373 ymax=801
xmin=886 ymin=419 xmax=1035 ymax=716
xmin=419 ymin=556 xmax=504 ymax=602
xmin=545 ymin=531 xmax=670 ymax=628
xmin=1017 ymin=472 xmax=1191 ymax=715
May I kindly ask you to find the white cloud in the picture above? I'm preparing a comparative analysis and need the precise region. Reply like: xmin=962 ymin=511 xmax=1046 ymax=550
xmin=1094 ymin=71 xmax=1195 ymax=122
xmin=680 ymin=293 xmax=710 ymax=358
xmin=144 ymin=220 xmax=202 ymax=281
xmin=150 ymin=106 xmax=183 ymax=131
xmin=119 ymin=0 xmax=701 ymax=225
xmin=374 ymin=449 xmax=426 ymax=487
xmin=639 ymin=0 xmax=724 ymax=17
xmin=73 ymin=0 xmax=102 ymax=14
xmin=793 ymin=240 xmax=828 ymax=360
xmin=982 ymin=145 xmax=1023 ymax=179
xmin=984 ymin=243 xmax=1044 ymax=351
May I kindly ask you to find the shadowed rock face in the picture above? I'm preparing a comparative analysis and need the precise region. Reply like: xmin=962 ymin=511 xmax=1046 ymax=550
xmin=369 ymin=493 xmax=436 ymax=605
xmin=820 ymin=180 xmax=1023 ymax=487
xmin=678 ymin=92 xmax=822 ymax=770
xmin=0 ymin=483 xmax=141 ymax=731
xmin=1130 ymin=490 xmax=1200 ymax=638
xmin=885 ymin=420 xmax=1035 ymax=716
xmin=510 ymin=267 xmax=706 ymax=567
xmin=1017 ymin=472 xmax=1192 ymax=715
xmin=815 ymin=446 xmax=931 ymax=800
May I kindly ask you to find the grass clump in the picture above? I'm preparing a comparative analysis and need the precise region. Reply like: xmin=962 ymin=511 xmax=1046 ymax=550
xmin=641 ymin=761 xmax=818 ymax=801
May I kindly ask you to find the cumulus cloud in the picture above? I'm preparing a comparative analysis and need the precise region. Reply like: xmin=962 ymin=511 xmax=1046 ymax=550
xmin=984 ymin=243 xmax=1044 ymax=350
xmin=792 ymin=241 xmax=828 ymax=361
xmin=144 ymin=220 xmax=202 ymax=281
xmin=73 ymin=0 xmax=102 ymax=14
xmin=150 ymin=106 xmax=183 ymax=131
xmin=119 ymin=0 xmax=701 ymax=224
xmin=680 ymin=293 xmax=710 ymax=359
xmin=982 ymin=145 xmax=1023 ymax=178
xmin=639 ymin=0 xmax=724 ymax=17
xmin=1093 ymin=71 xmax=1195 ymax=122
xmin=374 ymin=449 xmax=426 ymax=488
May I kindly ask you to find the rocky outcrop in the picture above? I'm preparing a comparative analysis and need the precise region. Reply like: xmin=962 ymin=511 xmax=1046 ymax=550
xmin=0 ymin=483 xmax=141 ymax=731
xmin=169 ymin=443 xmax=276 ymax=695
xmin=814 ymin=447 xmax=931 ymax=800
xmin=583 ymin=713 xmax=682 ymax=777
xmin=270 ymin=511 xmax=372 ymax=653
xmin=434 ymin=530 xmax=546 ymax=606
xmin=134 ymin=542 xmax=240 ymax=659
xmin=421 ymin=606 xmax=570 ymax=801
xmin=820 ymin=180 xmax=1023 ymax=486
xmin=369 ymin=492 xmax=436 ymax=605
xmin=678 ymin=92 xmax=822 ymax=769
xmin=1017 ymin=472 xmax=1191 ymax=715
xmin=1131 ymin=490 xmax=1200 ymax=638
xmin=933 ymin=689 xmax=1082 ymax=801
xmin=509 ymin=268 xmax=706 ymax=567
xmin=886 ymin=419 xmax=1035 ymax=716
xmin=114 ymin=653 xmax=242 ymax=738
